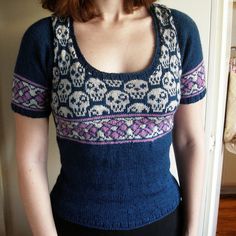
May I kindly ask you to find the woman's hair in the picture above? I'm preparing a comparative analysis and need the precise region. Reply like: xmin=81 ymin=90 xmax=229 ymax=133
xmin=41 ymin=0 xmax=156 ymax=22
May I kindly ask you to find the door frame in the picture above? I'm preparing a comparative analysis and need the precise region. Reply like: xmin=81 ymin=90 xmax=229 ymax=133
xmin=201 ymin=0 xmax=233 ymax=235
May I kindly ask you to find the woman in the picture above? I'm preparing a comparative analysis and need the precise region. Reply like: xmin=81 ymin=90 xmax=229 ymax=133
xmin=11 ymin=0 xmax=207 ymax=235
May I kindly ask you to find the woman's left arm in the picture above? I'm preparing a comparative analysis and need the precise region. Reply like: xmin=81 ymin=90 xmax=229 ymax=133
xmin=172 ymin=98 xmax=206 ymax=236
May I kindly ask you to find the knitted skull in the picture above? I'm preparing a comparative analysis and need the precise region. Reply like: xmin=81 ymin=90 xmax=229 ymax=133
xmin=106 ymin=90 xmax=130 ymax=112
xmin=162 ymin=72 xmax=176 ymax=96
xmin=159 ymin=45 xmax=169 ymax=69
xmin=88 ymin=105 xmax=110 ymax=117
xmin=165 ymin=100 xmax=179 ymax=113
xmin=58 ymin=79 xmax=72 ymax=103
xmin=154 ymin=7 xmax=169 ymax=26
xmin=170 ymin=55 xmax=179 ymax=78
xmin=149 ymin=65 xmax=162 ymax=85
xmin=147 ymin=88 xmax=168 ymax=112
xmin=56 ymin=25 xmax=69 ymax=47
xmin=58 ymin=106 xmax=73 ymax=118
xmin=127 ymin=103 xmax=150 ymax=113
xmin=68 ymin=38 xmax=77 ymax=59
xmin=58 ymin=49 xmax=70 ymax=75
xmin=54 ymin=39 xmax=59 ymax=62
xmin=85 ymin=78 xmax=107 ymax=101
xmin=124 ymin=79 xmax=148 ymax=99
xmin=163 ymin=29 xmax=176 ymax=52
xmin=69 ymin=91 xmax=90 ymax=116
xmin=52 ymin=66 xmax=60 ymax=89
xmin=70 ymin=62 xmax=85 ymax=87
xmin=51 ymin=92 xmax=59 ymax=112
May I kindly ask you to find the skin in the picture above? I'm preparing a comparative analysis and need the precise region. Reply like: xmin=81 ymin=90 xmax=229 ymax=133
xmin=14 ymin=0 xmax=206 ymax=235
xmin=172 ymin=100 xmax=206 ymax=236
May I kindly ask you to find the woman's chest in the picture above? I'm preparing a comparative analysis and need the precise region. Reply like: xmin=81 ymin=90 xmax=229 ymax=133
xmin=72 ymin=19 xmax=155 ymax=74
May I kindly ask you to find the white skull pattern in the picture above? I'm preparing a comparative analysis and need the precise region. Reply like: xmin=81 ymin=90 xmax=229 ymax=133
xmin=162 ymin=72 xmax=176 ymax=96
xmin=124 ymin=80 xmax=148 ymax=99
xmin=88 ymin=105 xmax=110 ymax=117
xmin=58 ymin=49 xmax=70 ymax=75
xmin=68 ymin=38 xmax=77 ymax=59
xmin=85 ymin=78 xmax=107 ymax=101
xmin=51 ymin=92 xmax=59 ymax=112
xmin=58 ymin=106 xmax=73 ymax=118
xmin=106 ymin=90 xmax=130 ymax=112
xmin=147 ymin=88 xmax=169 ymax=112
xmin=56 ymin=25 xmax=69 ymax=47
xmin=159 ymin=45 xmax=169 ymax=69
xmin=165 ymin=100 xmax=179 ymax=113
xmin=69 ymin=91 xmax=90 ymax=116
xmin=163 ymin=29 xmax=176 ymax=52
xmin=52 ymin=66 xmax=60 ymax=89
xmin=154 ymin=7 xmax=169 ymax=26
xmin=149 ymin=65 xmax=162 ymax=85
xmin=170 ymin=55 xmax=180 ymax=78
xmin=127 ymin=103 xmax=150 ymax=113
xmin=70 ymin=62 xmax=85 ymax=87
xmin=57 ymin=79 xmax=72 ymax=103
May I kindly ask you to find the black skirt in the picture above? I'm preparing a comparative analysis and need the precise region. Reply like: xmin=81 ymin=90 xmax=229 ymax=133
xmin=52 ymin=201 xmax=184 ymax=236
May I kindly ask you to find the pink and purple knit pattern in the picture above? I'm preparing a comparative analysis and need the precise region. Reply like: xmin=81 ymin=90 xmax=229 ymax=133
xmin=180 ymin=60 xmax=206 ymax=98
xmin=54 ymin=112 xmax=174 ymax=144
xmin=11 ymin=73 xmax=50 ymax=111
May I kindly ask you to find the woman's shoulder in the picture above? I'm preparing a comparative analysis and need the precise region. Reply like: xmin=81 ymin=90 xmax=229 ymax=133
xmin=21 ymin=16 xmax=53 ymax=44
xmin=169 ymin=8 xmax=200 ymax=36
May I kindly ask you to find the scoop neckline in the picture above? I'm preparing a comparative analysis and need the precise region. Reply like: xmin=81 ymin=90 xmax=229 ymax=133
xmin=68 ymin=3 xmax=161 ymax=80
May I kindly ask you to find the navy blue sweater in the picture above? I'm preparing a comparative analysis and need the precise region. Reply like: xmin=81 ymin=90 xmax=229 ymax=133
xmin=11 ymin=2 xmax=207 ymax=230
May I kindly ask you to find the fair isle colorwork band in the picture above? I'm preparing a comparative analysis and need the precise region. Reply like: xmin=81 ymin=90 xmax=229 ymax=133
xmin=11 ymin=73 xmax=50 ymax=111
xmin=181 ymin=60 xmax=206 ymax=98
xmin=54 ymin=113 xmax=174 ymax=144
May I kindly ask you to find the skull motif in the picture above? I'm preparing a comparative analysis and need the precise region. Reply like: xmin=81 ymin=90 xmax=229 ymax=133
xmin=104 ymin=79 xmax=123 ymax=88
xmin=56 ymin=25 xmax=69 ymax=47
xmin=54 ymin=39 xmax=59 ymax=62
xmin=165 ymin=100 xmax=179 ymax=113
xmin=57 ymin=106 xmax=73 ymax=118
xmin=162 ymin=72 xmax=176 ymax=96
xmin=147 ymin=88 xmax=169 ymax=112
xmin=68 ymin=38 xmax=77 ymax=59
xmin=127 ymin=103 xmax=150 ymax=113
xmin=70 ymin=62 xmax=85 ymax=87
xmin=124 ymin=79 xmax=148 ymax=99
xmin=154 ymin=7 xmax=169 ymax=26
xmin=58 ymin=49 xmax=70 ymax=75
xmin=88 ymin=105 xmax=110 ymax=117
xmin=57 ymin=79 xmax=72 ymax=103
xmin=69 ymin=91 xmax=90 ymax=116
xmin=52 ymin=66 xmax=60 ymax=89
xmin=106 ymin=90 xmax=130 ymax=112
xmin=85 ymin=78 xmax=107 ymax=101
xmin=51 ymin=92 xmax=59 ymax=112
xmin=163 ymin=29 xmax=176 ymax=52
xmin=149 ymin=65 xmax=162 ymax=85
xmin=159 ymin=45 xmax=169 ymax=69
xmin=170 ymin=55 xmax=180 ymax=78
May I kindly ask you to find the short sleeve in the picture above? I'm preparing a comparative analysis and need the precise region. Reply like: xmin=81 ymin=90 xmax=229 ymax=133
xmin=171 ymin=9 xmax=207 ymax=104
xmin=10 ymin=17 xmax=54 ymax=118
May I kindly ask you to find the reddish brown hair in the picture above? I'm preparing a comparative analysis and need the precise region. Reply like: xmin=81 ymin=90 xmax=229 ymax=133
xmin=41 ymin=0 xmax=156 ymax=22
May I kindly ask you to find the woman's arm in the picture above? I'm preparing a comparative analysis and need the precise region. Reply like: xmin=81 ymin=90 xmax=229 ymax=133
xmin=172 ymin=99 xmax=206 ymax=236
xmin=14 ymin=113 xmax=57 ymax=236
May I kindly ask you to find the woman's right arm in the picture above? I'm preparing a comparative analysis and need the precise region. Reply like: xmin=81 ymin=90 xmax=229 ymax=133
xmin=14 ymin=113 xmax=57 ymax=236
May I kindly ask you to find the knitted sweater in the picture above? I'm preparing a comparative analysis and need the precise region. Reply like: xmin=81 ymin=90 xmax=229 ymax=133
xmin=10 ymin=2 xmax=207 ymax=230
